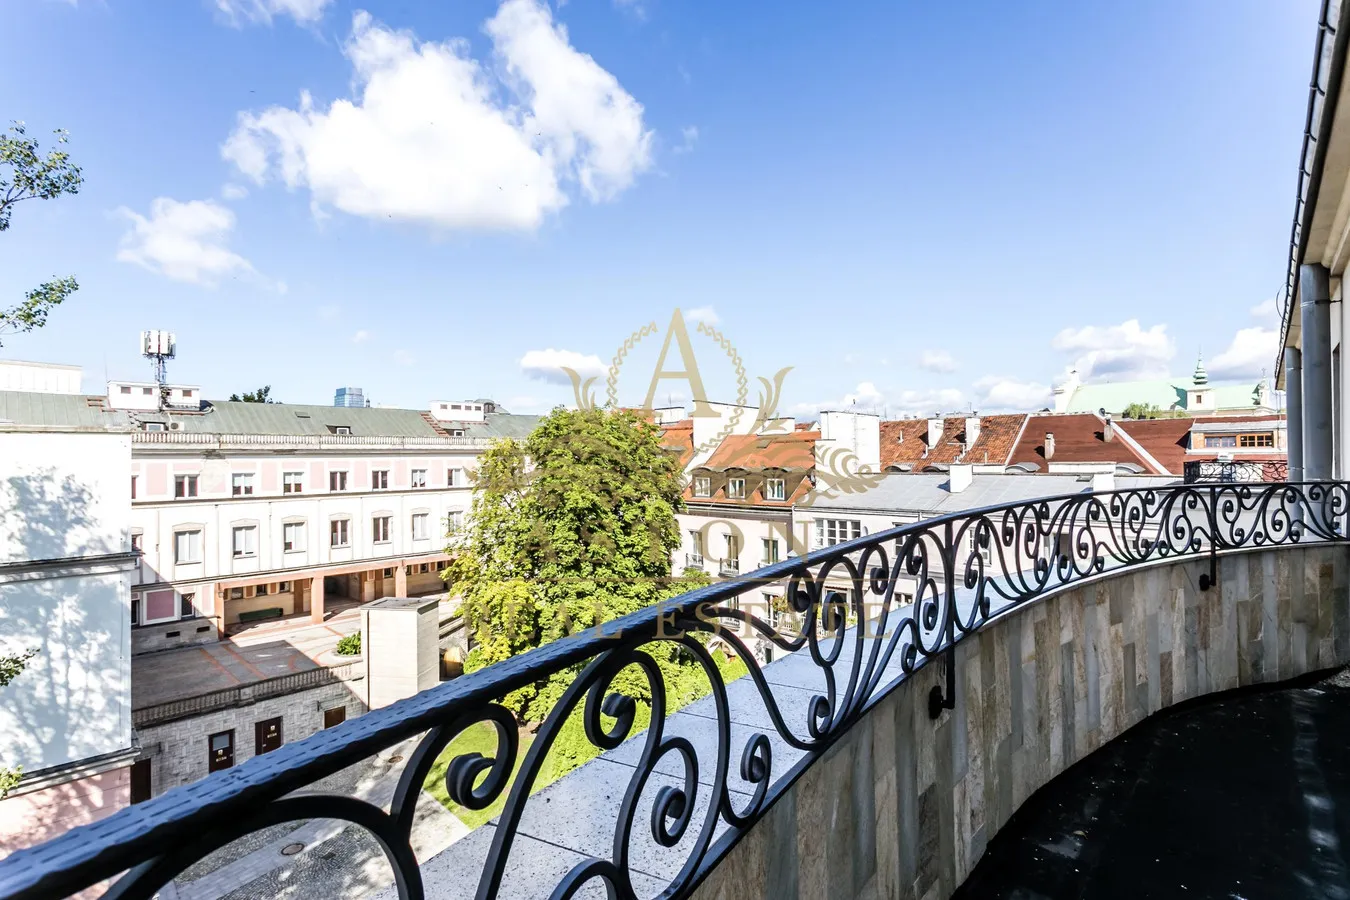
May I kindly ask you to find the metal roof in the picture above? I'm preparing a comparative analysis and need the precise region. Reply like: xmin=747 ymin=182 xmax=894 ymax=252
xmin=809 ymin=472 xmax=1177 ymax=516
xmin=0 ymin=391 xmax=133 ymax=431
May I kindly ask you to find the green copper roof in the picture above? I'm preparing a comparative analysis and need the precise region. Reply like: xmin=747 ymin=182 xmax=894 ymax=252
xmin=1064 ymin=379 xmax=1261 ymax=414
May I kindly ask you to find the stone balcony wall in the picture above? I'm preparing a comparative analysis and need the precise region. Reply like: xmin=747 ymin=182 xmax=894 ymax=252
xmin=692 ymin=544 xmax=1350 ymax=900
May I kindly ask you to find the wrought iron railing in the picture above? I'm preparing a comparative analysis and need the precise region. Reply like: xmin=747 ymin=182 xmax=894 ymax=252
xmin=1183 ymin=459 xmax=1289 ymax=484
xmin=1 ymin=482 xmax=1346 ymax=900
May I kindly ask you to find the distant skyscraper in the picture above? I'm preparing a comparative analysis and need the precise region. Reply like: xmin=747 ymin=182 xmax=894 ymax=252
xmin=334 ymin=387 xmax=366 ymax=408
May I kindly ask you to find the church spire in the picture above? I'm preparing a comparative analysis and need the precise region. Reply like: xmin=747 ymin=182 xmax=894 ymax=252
xmin=1192 ymin=351 xmax=1208 ymax=386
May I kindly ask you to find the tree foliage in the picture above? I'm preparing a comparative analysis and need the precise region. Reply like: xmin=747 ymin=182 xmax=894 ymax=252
xmin=0 ymin=122 xmax=83 ymax=346
xmin=1122 ymin=402 xmax=1163 ymax=420
xmin=0 ymin=648 xmax=38 ymax=798
xmin=229 ymin=385 xmax=275 ymax=403
xmin=448 ymin=408 xmax=711 ymax=719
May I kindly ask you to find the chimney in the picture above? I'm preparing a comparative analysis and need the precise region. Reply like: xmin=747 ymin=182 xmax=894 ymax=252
xmin=964 ymin=416 xmax=981 ymax=451
xmin=1091 ymin=471 xmax=1115 ymax=493
xmin=1103 ymin=413 xmax=1114 ymax=442
xmin=949 ymin=463 xmax=973 ymax=493
xmin=1044 ymin=432 xmax=1055 ymax=460
xmin=927 ymin=417 xmax=944 ymax=449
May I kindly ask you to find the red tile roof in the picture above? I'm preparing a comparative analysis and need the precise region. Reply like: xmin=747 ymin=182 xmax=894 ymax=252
xmin=702 ymin=430 xmax=819 ymax=471
xmin=879 ymin=414 xmax=1027 ymax=470
xmin=1119 ymin=414 xmax=1288 ymax=475
xmin=1008 ymin=414 xmax=1160 ymax=472
xmin=659 ymin=420 xmax=695 ymax=469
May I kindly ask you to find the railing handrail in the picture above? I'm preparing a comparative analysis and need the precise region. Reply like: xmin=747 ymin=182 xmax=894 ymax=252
xmin=3 ymin=481 xmax=1346 ymax=900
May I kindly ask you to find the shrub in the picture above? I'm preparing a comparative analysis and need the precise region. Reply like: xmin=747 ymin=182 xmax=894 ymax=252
xmin=336 ymin=632 xmax=361 ymax=656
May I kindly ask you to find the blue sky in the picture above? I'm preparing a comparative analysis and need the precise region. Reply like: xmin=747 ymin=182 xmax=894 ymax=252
xmin=0 ymin=0 xmax=1319 ymax=416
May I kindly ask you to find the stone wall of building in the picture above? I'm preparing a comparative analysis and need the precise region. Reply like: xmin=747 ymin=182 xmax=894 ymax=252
xmin=135 ymin=679 xmax=367 ymax=798
xmin=691 ymin=544 xmax=1350 ymax=900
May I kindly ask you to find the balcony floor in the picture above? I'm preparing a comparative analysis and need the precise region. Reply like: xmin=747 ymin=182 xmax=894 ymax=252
xmin=957 ymin=668 xmax=1350 ymax=899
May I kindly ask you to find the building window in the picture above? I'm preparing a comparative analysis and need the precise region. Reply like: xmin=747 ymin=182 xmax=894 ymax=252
xmin=816 ymin=518 xmax=862 ymax=548
xmin=144 ymin=422 xmax=166 ymax=432
xmin=693 ymin=476 xmax=711 ymax=497
xmin=329 ymin=470 xmax=349 ymax=492
xmin=762 ymin=537 xmax=780 ymax=564
xmin=232 ymin=473 xmax=255 ymax=497
xmin=174 ymin=529 xmax=202 ymax=564
xmin=142 ymin=387 xmax=153 ymax=396
xmin=131 ymin=532 xmax=143 ymax=553
xmin=180 ymin=592 xmax=196 ymax=619
xmin=372 ymin=470 xmax=389 ymax=490
xmin=131 ymin=595 xmax=140 ymax=626
xmin=283 ymin=472 xmax=303 ymax=494
xmin=120 ymin=385 xmax=131 ymax=395
xmin=256 ymin=583 xmax=269 ymax=596
xmin=448 ymin=467 xmax=465 ymax=487
xmin=182 ymin=389 xmax=194 ymax=399
xmin=412 ymin=512 xmax=429 ymax=540
xmin=373 ymin=515 xmax=392 ymax=543
xmin=330 ymin=425 xmax=352 ymax=436
xmin=323 ymin=706 xmax=346 ymax=729
xmin=131 ymin=476 xmax=137 ymax=500
xmin=726 ymin=478 xmax=746 ymax=500
xmin=446 ymin=510 xmax=464 ymax=534
xmin=689 ymin=530 xmax=704 ymax=558
xmin=232 ymin=525 xmax=257 ymax=558
xmin=411 ymin=469 xmax=427 ymax=488
xmin=278 ymin=581 xmax=290 ymax=592
xmin=1239 ymin=433 xmax=1276 ymax=448
xmin=764 ymin=593 xmax=782 ymax=629
xmin=283 ymin=522 xmax=305 ymax=552
xmin=725 ymin=533 xmax=740 ymax=559
xmin=764 ymin=477 xmax=786 ymax=501
xmin=174 ymin=475 xmax=198 ymax=498
xmin=330 ymin=519 xmax=350 ymax=548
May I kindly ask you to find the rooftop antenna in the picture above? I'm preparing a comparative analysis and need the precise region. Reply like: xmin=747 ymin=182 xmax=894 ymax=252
xmin=140 ymin=330 xmax=176 ymax=409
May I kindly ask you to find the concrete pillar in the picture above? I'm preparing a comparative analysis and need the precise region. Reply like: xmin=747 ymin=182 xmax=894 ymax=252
xmin=1286 ymin=346 xmax=1305 ymax=482
xmin=395 ymin=563 xmax=408 ymax=597
xmin=1300 ymin=264 xmax=1334 ymax=480
xmin=361 ymin=572 xmax=376 ymax=603
xmin=310 ymin=575 xmax=326 ymax=624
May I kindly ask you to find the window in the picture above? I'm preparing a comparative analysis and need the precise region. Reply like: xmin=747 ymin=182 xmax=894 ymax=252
xmin=446 ymin=511 xmax=464 ymax=534
xmin=447 ymin=467 xmax=465 ymax=487
xmin=278 ymin=581 xmax=290 ymax=592
xmin=764 ymin=593 xmax=783 ymax=628
xmin=412 ymin=512 xmax=429 ymax=540
xmin=816 ymin=518 xmax=862 ymax=547
xmin=144 ymin=422 xmax=166 ymax=432
xmin=329 ymin=470 xmax=348 ymax=492
xmin=372 ymin=469 xmax=389 ymax=490
xmin=726 ymin=478 xmax=746 ymax=499
xmin=693 ymin=476 xmax=712 ymax=497
xmin=232 ymin=473 xmax=255 ymax=497
xmin=208 ymin=731 xmax=235 ymax=773
xmin=330 ymin=519 xmax=350 ymax=548
xmin=256 ymin=583 xmax=268 ymax=596
xmin=174 ymin=529 xmax=202 ymax=564
xmin=142 ymin=387 xmax=153 ymax=396
xmin=383 ymin=567 xmax=394 ymax=578
xmin=174 ymin=475 xmax=198 ymax=499
xmin=256 ymin=718 xmax=283 ymax=755
xmin=120 ymin=385 xmax=131 ymax=395
xmin=1239 ymin=433 xmax=1276 ymax=448
xmin=182 ymin=389 xmax=194 ymax=399
xmin=283 ymin=522 xmax=305 ymax=552
xmin=762 ymin=537 xmax=780 ymax=564
xmin=1205 ymin=435 xmax=1238 ymax=448
xmin=373 ymin=515 xmax=392 ymax=543
xmin=689 ymin=530 xmax=704 ymax=557
xmin=131 ymin=476 xmax=138 ymax=500
xmin=725 ymin=533 xmax=741 ymax=558
xmin=131 ymin=532 xmax=143 ymax=553
xmin=283 ymin=472 xmax=303 ymax=494
xmin=411 ymin=469 xmax=427 ymax=488
xmin=232 ymin=525 xmax=257 ymax=558
xmin=131 ymin=595 xmax=140 ymax=626
xmin=764 ymin=477 xmax=786 ymax=501
xmin=330 ymin=425 xmax=352 ymax=436
xmin=323 ymin=706 xmax=346 ymax=729
xmin=180 ymin=593 xmax=196 ymax=619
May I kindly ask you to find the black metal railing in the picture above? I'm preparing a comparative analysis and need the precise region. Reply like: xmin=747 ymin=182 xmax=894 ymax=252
xmin=1 ymin=482 xmax=1346 ymax=900
xmin=1183 ymin=459 xmax=1289 ymax=484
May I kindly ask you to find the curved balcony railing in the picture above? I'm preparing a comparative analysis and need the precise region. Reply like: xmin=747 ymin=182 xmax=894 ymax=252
xmin=1 ymin=482 xmax=1347 ymax=900
xmin=1183 ymin=459 xmax=1289 ymax=484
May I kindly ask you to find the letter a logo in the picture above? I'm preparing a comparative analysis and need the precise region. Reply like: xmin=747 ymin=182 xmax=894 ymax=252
xmin=643 ymin=309 xmax=717 ymax=416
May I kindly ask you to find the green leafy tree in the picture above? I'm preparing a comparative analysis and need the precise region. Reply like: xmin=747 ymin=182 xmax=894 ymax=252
xmin=229 ymin=385 xmax=275 ymax=403
xmin=448 ymin=408 xmax=711 ymax=720
xmin=0 ymin=648 xmax=38 ymax=797
xmin=0 ymin=122 xmax=83 ymax=346
xmin=1122 ymin=402 xmax=1163 ymax=420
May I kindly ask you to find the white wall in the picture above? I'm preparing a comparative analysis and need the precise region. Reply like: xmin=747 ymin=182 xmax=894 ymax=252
xmin=0 ymin=361 xmax=82 ymax=395
xmin=0 ymin=431 xmax=133 ymax=773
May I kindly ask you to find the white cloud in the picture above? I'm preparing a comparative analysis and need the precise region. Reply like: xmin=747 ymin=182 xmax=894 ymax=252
xmin=116 ymin=197 xmax=259 ymax=286
xmin=352 ymin=329 xmax=371 ymax=343
xmin=918 ymin=349 xmax=957 ymax=374
xmin=216 ymin=0 xmax=331 ymax=26
xmin=1209 ymin=327 xmax=1278 ymax=381
xmin=684 ymin=305 xmax=718 ymax=325
xmin=223 ymin=2 xmax=653 ymax=232
xmin=889 ymin=387 xmax=965 ymax=416
xmin=974 ymin=375 xmax=1052 ymax=412
xmin=393 ymin=349 xmax=416 ymax=366
xmin=221 ymin=183 xmax=249 ymax=200
xmin=613 ymin=0 xmax=648 ymax=18
xmin=520 ymin=347 xmax=605 ymax=384
xmin=674 ymin=125 xmax=698 ymax=154
xmin=1051 ymin=319 xmax=1174 ymax=380
xmin=1250 ymin=297 xmax=1280 ymax=324
xmin=792 ymin=383 xmax=964 ymax=417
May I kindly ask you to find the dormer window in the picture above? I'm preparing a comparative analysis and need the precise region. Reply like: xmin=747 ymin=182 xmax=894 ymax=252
xmin=764 ymin=477 xmax=786 ymax=501
xmin=693 ymin=475 xmax=712 ymax=497
xmin=726 ymin=477 xmax=746 ymax=500
xmin=329 ymin=425 xmax=352 ymax=435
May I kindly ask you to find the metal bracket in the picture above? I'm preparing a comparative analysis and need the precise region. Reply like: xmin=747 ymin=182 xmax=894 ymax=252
xmin=928 ymin=646 xmax=957 ymax=720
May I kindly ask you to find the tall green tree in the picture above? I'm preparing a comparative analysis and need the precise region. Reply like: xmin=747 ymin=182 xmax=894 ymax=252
xmin=448 ymin=408 xmax=709 ymax=719
xmin=0 ymin=122 xmax=83 ymax=346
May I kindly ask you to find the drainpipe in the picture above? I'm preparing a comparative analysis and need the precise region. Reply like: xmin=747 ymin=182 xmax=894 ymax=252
xmin=1300 ymin=263 xmax=1333 ymax=480
xmin=1286 ymin=347 xmax=1305 ymax=482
